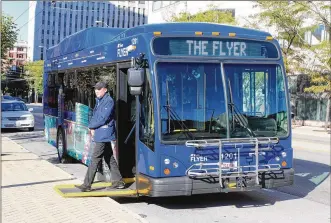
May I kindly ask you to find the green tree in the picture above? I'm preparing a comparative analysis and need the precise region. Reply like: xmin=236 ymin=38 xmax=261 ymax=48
xmin=247 ymin=1 xmax=315 ymax=74
xmin=167 ymin=4 xmax=236 ymax=25
xmin=24 ymin=60 xmax=44 ymax=103
xmin=248 ymin=1 xmax=331 ymax=129
xmin=1 ymin=14 xmax=18 ymax=76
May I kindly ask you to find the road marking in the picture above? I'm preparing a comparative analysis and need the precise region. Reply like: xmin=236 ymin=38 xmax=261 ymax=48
xmin=294 ymin=173 xmax=310 ymax=177
xmin=309 ymin=172 xmax=330 ymax=185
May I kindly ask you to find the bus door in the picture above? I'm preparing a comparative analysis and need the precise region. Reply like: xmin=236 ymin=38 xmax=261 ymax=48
xmin=116 ymin=62 xmax=136 ymax=183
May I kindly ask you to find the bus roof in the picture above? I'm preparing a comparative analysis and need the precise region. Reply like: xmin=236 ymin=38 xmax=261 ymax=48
xmin=46 ymin=23 xmax=272 ymax=60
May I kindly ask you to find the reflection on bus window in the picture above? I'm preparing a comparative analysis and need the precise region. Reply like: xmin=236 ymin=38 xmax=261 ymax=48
xmin=157 ymin=62 xmax=227 ymax=141
xmin=224 ymin=64 xmax=288 ymax=138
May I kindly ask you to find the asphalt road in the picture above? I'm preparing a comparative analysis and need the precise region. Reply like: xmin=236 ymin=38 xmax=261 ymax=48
xmin=2 ymin=104 xmax=330 ymax=223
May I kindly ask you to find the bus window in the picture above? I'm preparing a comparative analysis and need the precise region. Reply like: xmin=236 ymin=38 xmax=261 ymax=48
xmin=140 ymin=68 xmax=155 ymax=150
xmin=93 ymin=66 xmax=116 ymax=100
xmin=224 ymin=64 xmax=288 ymax=138
xmin=156 ymin=62 xmax=226 ymax=141
xmin=46 ymin=73 xmax=58 ymax=109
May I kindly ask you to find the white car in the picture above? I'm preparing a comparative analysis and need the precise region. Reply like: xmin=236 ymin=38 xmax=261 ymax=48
xmin=1 ymin=100 xmax=35 ymax=131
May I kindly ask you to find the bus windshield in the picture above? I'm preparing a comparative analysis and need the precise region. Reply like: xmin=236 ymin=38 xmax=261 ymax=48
xmin=224 ymin=63 xmax=289 ymax=138
xmin=157 ymin=62 xmax=227 ymax=141
xmin=157 ymin=62 xmax=289 ymax=141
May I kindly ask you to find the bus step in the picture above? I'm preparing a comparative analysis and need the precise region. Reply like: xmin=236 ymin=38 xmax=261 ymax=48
xmin=54 ymin=178 xmax=137 ymax=198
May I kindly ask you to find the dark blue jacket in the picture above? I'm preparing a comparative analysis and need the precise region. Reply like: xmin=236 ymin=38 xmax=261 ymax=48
xmin=88 ymin=93 xmax=116 ymax=142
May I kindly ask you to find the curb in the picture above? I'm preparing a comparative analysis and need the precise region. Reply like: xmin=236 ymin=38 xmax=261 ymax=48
xmin=5 ymin=137 xmax=149 ymax=223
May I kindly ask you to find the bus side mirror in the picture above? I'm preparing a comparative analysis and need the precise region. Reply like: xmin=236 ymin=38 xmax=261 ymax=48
xmin=128 ymin=68 xmax=144 ymax=95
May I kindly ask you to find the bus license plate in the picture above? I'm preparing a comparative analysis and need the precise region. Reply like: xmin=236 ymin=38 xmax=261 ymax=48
xmin=221 ymin=161 xmax=237 ymax=168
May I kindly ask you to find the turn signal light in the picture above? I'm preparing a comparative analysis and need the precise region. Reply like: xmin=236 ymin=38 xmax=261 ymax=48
xmin=164 ymin=168 xmax=170 ymax=175
xmin=195 ymin=31 xmax=203 ymax=35
xmin=281 ymin=161 xmax=287 ymax=167
xmin=153 ymin=31 xmax=162 ymax=36
xmin=266 ymin=36 xmax=273 ymax=40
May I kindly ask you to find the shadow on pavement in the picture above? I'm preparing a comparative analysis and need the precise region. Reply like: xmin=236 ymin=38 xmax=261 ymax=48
xmin=276 ymin=158 xmax=330 ymax=198
xmin=2 ymin=178 xmax=76 ymax=189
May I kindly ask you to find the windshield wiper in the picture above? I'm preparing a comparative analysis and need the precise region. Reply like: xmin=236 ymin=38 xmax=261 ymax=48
xmin=163 ymin=105 xmax=195 ymax=140
xmin=228 ymin=103 xmax=255 ymax=137
xmin=227 ymin=79 xmax=255 ymax=137
xmin=163 ymin=79 xmax=194 ymax=140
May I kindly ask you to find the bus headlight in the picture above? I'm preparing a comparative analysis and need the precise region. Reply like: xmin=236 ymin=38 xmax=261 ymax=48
xmin=173 ymin=162 xmax=178 ymax=168
xmin=275 ymin=156 xmax=280 ymax=162
xmin=164 ymin=159 xmax=170 ymax=165
xmin=281 ymin=152 xmax=287 ymax=158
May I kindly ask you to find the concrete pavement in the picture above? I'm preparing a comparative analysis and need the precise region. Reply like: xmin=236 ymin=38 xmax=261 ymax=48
xmin=292 ymin=126 xmax=330 ymax=153
xmin=1 ymin=137 xmax=148 ymax=223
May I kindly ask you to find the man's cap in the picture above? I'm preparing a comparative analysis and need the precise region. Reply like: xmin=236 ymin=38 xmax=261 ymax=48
xmin=94 ymin=81 xmax=108 ymax=90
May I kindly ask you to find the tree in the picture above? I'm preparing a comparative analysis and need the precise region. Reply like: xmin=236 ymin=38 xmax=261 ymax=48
xmin=247 ymin=1 xmax=316 ymax=74
xmin=24 ymin=60 xmax=44 ymax=103
xmin=167 ymin=4 xmax=237 ymax=25
xmin=1 ymin=14 xmax=18 ymax=75
xmin=247 ymin=1 xmax=331 ymax=130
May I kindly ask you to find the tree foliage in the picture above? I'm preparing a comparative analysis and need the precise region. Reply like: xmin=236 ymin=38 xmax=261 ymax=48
xmin=1 ymin=14 xmax=18 ymax=58
xmin=24 ymin=60 xmax=44 ymax=94
xmin=248 ymin=1 xmax=316 ymax=74
xmin=249 ymin=1 xmax=330 ymax=95
xmin=167 ymin=4 xmax=236 ymax=25
xmin=1 ymin=14 xmax=18 ymax=75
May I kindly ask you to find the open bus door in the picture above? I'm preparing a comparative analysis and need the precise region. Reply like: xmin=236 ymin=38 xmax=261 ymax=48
xmin=54 ymin=62 xmax=143 ymax=198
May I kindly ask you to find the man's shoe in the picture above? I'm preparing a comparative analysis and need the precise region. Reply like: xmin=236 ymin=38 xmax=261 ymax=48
xmin=74 ymin=184 xmax=91 ymax=192
xmin=107 ymin=181 xmax=125 ymax=190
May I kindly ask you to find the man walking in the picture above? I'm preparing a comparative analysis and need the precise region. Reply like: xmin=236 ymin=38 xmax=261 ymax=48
xmin=75 ymin=82 xmax=125 ymax=192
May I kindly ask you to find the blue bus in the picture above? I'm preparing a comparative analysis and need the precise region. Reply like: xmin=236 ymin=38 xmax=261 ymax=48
xmin=44 ymin=23 xmax=294 ymax=197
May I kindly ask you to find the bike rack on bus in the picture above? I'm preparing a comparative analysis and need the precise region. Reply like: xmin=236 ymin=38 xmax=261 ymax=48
xmin=185 ymin=137 xmax=281 ymax=190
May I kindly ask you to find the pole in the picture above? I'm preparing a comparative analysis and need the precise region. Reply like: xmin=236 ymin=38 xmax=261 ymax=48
xmin=135 ymin=95 xmax=140 ymax=191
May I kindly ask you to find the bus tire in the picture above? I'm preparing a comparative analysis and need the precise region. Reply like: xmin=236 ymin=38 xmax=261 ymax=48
xmin=56 ymin=128 xmax=71 ymax=164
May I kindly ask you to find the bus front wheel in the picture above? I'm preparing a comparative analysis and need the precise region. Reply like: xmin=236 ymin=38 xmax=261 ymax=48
xmin=56 ymin=129 xmax=70 ymax=163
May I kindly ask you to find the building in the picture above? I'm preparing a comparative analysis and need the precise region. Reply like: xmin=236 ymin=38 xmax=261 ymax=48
xmin=1 ymin=40 xmax=29 ymax=99
xmin=6 ymin=40 xmax=29 ymax=78
xmin=28 ymin=1 xmax=148 ymax=61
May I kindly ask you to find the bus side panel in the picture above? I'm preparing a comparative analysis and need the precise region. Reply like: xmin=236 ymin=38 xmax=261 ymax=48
xmin=44 ymin=115 xmax=57 ymax=147
xmin=137 ymin=141 xmax=159 ymax=178
xmin=64 ymin=119 xmax=93 ymax=165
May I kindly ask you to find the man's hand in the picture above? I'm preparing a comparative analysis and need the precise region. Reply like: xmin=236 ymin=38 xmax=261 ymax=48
xmin=90 ymin=129 xmax=95 ymax=137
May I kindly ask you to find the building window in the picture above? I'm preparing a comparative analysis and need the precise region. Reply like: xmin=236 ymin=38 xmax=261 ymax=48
xmin=139 ymin=1 xmax=145 ymax=4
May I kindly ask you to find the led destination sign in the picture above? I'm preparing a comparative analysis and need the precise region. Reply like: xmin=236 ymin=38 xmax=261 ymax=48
xmin=153 ymin=37 xmax=279 ymax=58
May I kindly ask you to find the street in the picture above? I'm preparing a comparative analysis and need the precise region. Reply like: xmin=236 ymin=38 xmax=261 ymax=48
xmin=2 ymin=104 xmax=330 ymax=223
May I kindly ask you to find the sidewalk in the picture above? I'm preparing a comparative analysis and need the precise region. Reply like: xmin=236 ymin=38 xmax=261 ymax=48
xmin=291 ymin=126 xmax=330 ymax=153
xmin=1 ymin=137 xmax=148 ymax=223
xmin=292 ymin=125 xmax=331 ymax=140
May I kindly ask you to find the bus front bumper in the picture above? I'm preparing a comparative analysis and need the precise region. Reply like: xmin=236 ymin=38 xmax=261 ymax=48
xmin=142 ymin=168 xmax=294 ymax=197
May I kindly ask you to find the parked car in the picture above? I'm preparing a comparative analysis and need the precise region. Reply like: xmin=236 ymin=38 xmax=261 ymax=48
xmin=2 ymin=95 xmax=16 ymax=100
xmin=1 ymin=100 xmax=34 ymax=131
xmin=13 ymin=97 xmax=28 ymax=103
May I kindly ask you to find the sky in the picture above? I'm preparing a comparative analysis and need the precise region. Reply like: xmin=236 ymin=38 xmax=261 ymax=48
xmin=2 ymin=1 xmax=29 ymax=42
